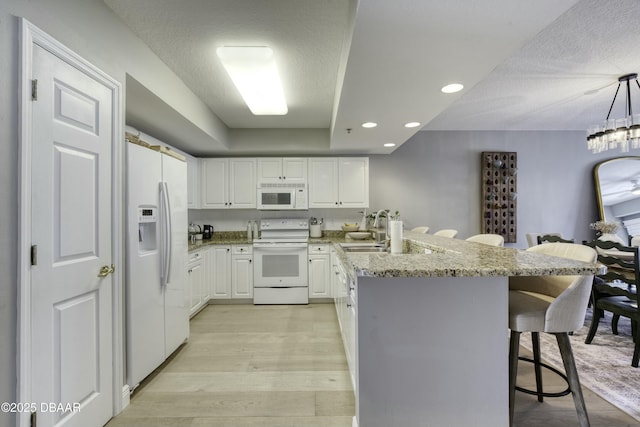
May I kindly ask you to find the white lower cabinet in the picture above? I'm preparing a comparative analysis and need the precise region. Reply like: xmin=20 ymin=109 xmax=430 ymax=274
xmin=231 ymin=245 xmax=253 ymax=298
xmin=308 ymin=244 xmax=331 ymax=299
xmin=209 ymin=245 xmax=232 ymax=299
xmin=332 ymin=250 xmax=357 ymax=390
xmin=187 ymin=249 xmax=206 ymax=317
xmin=208 ymin=244 xmax=253 ymax=300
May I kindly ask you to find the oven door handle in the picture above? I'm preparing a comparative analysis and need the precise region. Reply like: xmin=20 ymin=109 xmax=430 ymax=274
xmin=253 ymin=243 xmax=308 ymax=250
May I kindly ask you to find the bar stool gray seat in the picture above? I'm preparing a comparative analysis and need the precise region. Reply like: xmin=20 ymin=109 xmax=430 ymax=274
xmin=508 ymin=243 xmax=597 ymax=427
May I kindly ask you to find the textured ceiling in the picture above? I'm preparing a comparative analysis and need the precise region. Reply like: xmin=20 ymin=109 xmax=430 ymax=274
xmin=105 ymin=0 xmax=349 ymax=130
xmin=426 ymin=0 xmax=640 ymax=132
xmin=103 ymin=0 xmax=640 ymax=154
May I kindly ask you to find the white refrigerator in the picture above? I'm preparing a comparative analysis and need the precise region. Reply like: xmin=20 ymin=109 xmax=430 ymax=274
xmin=126 ymin=139 xmax=189 ymax=389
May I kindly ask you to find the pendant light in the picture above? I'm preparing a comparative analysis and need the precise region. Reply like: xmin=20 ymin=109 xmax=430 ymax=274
xmin=587 ymin=73 xmax=640 ymax=153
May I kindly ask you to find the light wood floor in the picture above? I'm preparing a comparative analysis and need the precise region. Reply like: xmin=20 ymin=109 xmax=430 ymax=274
xmin=107 ymin=304 xmax=639 ymax=427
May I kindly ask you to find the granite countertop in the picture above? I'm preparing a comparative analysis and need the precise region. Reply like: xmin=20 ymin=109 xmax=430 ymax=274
xmin=189 ymin=229 xmax=603 ymax=279
xmin=188 ymin=231 xmax=252 ymax=251
xmin=336 ymin=230 xmax=604 ymax=279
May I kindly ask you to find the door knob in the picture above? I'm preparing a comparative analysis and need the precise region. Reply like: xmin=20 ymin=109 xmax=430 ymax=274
xmin=98 ymin=264 xmax=115 ymax=278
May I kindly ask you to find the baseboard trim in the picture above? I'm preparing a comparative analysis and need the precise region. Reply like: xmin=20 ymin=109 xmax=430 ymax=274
xmin=208 ymin=298 xmax=253 ymax=305
xmin=121 ymin=384 xmax=131 ymax=409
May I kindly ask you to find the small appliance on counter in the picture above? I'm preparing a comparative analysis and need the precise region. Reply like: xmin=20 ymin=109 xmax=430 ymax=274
xmin=203 ymin=224 xmax=213 ymax=239
xmin=188 ymin=223 xmax=202 ymax=243
xmin=309 ymin=217 xmax=323 ymax=238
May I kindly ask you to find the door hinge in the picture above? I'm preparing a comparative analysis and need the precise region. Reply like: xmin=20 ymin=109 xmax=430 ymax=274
xmin=31 ymin=79 xmax=38 ymax=101
xmin=31 ymin=245 xmax=37 ymax=266
xmin=30 ymin=411 xmax=37 ymax=427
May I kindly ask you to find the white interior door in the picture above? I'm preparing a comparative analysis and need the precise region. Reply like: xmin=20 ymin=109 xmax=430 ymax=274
xmin=30 ymin=43 xmax=114 ymax=427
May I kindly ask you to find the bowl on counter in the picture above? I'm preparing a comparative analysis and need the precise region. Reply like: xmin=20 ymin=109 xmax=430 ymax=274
xmin=342 ymin=223 xmax=360 ymax=232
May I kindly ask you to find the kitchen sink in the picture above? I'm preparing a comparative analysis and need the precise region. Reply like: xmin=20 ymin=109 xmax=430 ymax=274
xmin=340 ymin=243 xmax=388 ymax=253
xmin=343 ymin=246 xmax=388 ymax=253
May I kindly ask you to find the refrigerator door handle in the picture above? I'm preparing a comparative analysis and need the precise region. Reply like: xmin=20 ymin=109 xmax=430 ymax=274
xmin=160 ymin=181 xmax=173 ymax=286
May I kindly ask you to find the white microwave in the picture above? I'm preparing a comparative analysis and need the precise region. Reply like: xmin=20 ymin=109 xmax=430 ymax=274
xmin=257 ymin=184 xmax=308 ymax=210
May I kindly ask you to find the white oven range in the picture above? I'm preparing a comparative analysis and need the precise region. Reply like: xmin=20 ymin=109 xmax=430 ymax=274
xmin=253 ymin=218 xmax=309 ymax=304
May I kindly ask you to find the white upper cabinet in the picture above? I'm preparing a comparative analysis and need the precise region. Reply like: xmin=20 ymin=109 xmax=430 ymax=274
xmin=308 ymin=158 xmax=339 ymax=208
xmin=338 ymin=157 xmax=369 ymax=208
xmin=257 ymin=158 xmax=307 ymax=184
xmin=201 ymin=158 xmax=256 ymax=209
xmin=185 ymin=154 xmax=200 ymax=209
xmin=308 ymin=157 xmax=369 ymax=208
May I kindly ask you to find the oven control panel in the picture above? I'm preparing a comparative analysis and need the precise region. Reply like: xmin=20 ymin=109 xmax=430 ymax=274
xmin=259 ymin=218 xmax=309 ymax=230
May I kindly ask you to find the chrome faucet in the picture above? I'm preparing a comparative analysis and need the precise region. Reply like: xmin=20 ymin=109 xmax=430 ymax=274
xmin=373 ymin=209 xmax=390 ymax=245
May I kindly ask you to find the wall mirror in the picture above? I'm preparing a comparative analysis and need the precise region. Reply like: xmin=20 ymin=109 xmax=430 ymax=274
xmin=594 ymin=156 xmax=640 ymax=242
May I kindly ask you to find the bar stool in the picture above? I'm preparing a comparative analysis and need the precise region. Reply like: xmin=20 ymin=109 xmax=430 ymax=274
xmin=509 ymin=243 xmax=597 ymax=427
xmin=411 ymin=226 xmax=429 ymax=234
xmin=465 ymin=233 xmax=504 ymax=246
xmin=433 ymin=229 xmax=458 ymax=238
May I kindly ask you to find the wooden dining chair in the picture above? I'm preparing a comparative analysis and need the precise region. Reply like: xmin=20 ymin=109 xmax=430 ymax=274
xmin=537 ymin=234 xmax=574 ymax=244
xmin=583 ymin=239 xmax=640 ymax=367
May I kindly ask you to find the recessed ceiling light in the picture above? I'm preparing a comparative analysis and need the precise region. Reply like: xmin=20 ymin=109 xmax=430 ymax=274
xmin=404 ymin=122 xmax=421 ymax=128
xmin=441 ymin=83 xmax=464 ymax=94
xmin=216 ymin=46 xmax=288 ymax=115
xmin=384 ymin=143 xmax=396 ymax=147
xmin=362 ymin=122 xmax=377 ymax=128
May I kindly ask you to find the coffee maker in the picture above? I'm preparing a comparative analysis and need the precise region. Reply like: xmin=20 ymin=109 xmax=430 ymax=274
xmin=203 ymin=225 xmax=213 ymax=239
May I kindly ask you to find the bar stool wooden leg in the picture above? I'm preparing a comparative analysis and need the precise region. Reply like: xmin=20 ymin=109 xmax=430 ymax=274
xmin=555 ymin=333 xmax=590 ymax=427
xmin=509 ymin=330 xmax=520 ymax=427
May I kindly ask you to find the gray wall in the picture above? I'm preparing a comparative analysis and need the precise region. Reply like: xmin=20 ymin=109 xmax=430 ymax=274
xmin=369 ymin=130 xmax=614 ymax=247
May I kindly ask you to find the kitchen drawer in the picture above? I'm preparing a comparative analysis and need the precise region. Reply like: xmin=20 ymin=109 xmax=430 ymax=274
xmin=188 ymin=249 xmax=205 ymax=264
xmin=308 ymin=244 xmax=330 ymax=254
xmin=232 ymin=244 xmax=253 ymax=255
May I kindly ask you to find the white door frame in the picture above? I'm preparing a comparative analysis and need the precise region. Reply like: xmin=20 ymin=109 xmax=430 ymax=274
xmin=17 ymin=18 xmax=125 ymax=427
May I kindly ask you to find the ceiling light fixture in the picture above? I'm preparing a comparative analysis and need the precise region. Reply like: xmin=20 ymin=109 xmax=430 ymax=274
xmin=587 ymin=73 xmax=640 ymax=153
xmin=362 ymin=122 xmax=377 ymax=128
xmin=404 ymin=122 xmax=421 ymax=128
xmin=216 ymin=46 xmax=288 ymax=115
xmin=441 ymin=83 xmax=464 ymax=94
xmin=384 ymin=143 xmax=396 ymax=147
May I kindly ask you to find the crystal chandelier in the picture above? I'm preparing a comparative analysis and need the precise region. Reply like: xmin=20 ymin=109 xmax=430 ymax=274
xmin=587 ymin=73 xmax=640 ymax=153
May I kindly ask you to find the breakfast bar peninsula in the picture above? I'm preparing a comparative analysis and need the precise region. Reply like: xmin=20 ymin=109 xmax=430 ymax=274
xmin=333 ymin=231 xmax=602 ymax=427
